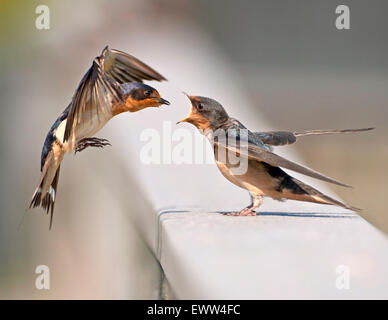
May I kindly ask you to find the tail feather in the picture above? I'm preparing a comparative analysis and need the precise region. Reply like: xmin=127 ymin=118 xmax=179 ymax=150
xmin=29 ymin=165 xmax=61 ymax=229
xmin=314 ymin=192 xmax=361 ymax=212
xmin=291 ymin=177 xmax=361 ymax=212
xmin=29 ymin=187 xmax=42 ymax=208
xmin=294 ymin=127 xmax=374 ymax=137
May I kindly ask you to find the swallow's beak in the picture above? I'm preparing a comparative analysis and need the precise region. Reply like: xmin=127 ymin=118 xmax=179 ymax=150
xmin=176 ymin=117 xmax=188 ymax=124
xmin=159 ymin=98 xmax=170 ymax=106
xmin=176 ymin=91 xmax=195 ymax=124
xmin=177 ymin=106 xmax=195 ymax=124
xmin=177 ymin=93 xmax=193 ymax=124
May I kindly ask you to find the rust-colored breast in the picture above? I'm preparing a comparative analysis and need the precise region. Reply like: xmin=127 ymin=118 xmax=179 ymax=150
xmin=111 ymin=103 xmax=129 ymax=116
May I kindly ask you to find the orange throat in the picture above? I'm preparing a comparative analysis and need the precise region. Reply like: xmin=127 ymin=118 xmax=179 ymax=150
xmin=112 ymin=103 xmax=130 ymax=116
xmin=122 ymin=96 xmax=162 ymax=113
xmin=181 ymin=107 xmax=211 ymax=130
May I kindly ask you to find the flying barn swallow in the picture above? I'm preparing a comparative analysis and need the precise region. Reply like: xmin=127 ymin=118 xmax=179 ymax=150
xmin=29 ymin=46 xmax=169 ymax=228
xmin=178 ymin=95 xmax=373 ymax=215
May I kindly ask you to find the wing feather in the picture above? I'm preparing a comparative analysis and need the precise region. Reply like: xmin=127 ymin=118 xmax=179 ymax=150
xmin=214 ymin=134 xmax=351 ymax=188
xmin=63 ymin=46 xmax=166 ymax=142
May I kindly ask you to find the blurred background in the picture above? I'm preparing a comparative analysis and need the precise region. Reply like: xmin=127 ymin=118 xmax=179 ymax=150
xmin=0 ymin=0 xmax=387 ymax=299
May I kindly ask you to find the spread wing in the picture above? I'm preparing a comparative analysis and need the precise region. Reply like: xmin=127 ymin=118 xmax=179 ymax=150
xmin=254 ymin=128 xmax=374 ymax=147
xmin=214 ymin=131 xmax=351 ymax=188
xmin=63 ymin=46 xmax=166 ymax=142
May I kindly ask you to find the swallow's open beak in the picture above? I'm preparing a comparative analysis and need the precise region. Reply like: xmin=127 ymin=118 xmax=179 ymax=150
xmin=177 ymin=107 xmax=195 ymax=124
xmin=159 ymin=98 xmax=170 ymax=105
xmin=176 ymin=117 xmax=188 ymax=124
xmin=177 ymin=93 xmax=193 ymax=124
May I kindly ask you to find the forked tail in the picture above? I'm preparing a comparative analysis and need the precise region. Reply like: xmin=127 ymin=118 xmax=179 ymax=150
xmin=29 ymin=165 xmax=61 ymax=229
xmin=290 ymin=177 xmax=361 ymax=212
xmin=294 ymin=127 xmax=374 ymax=137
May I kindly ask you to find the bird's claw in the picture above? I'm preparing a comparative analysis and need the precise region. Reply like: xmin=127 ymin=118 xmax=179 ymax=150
xmin=74 ymin=137 xmax=111 ymax=154
xmin=221 ymin=209 xmax=257 ymax=216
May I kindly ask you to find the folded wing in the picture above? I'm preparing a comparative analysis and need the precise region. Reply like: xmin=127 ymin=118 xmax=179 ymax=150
xmin=214 ymin=133 xmax=351 ymax=187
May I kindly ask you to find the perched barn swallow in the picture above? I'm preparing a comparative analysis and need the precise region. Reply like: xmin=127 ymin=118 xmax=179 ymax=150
xmin=178 ymin=95 xmax=373 ymax=215
xmin=29 ymin=46 xmax=169 ymax=228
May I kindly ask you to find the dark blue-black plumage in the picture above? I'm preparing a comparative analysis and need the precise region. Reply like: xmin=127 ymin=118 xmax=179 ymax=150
xmin=40 ymin=105 xmax=70 ymax=171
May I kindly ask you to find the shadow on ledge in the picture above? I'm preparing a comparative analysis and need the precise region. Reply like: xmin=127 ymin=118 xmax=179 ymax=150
xmin=158 ymin=209 xmax=357 ymax=219
xmin=215 ymin=211 xmax=357 ymax=219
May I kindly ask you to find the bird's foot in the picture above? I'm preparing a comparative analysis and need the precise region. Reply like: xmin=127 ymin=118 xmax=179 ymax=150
xmin=75 ymin=137 xmax=111 ymax=154
xmin=238 ymin=208 xmax=257 ymax=216
xmin=222 ymin=209 xmax=257 ymax=216
xmin=221 ymin=212 xmax=239 ymax=216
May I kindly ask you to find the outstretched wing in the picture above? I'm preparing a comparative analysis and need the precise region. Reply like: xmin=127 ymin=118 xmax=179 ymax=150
xmin=101 ymin=47 xmax=166 ymax=83
xmin=254 ymin=128 xmax=374 ymax=147
xmin=214 ymin=131 xmax=351 ymax=188
xmin=63 ymin=46 xmax=166 ymax=142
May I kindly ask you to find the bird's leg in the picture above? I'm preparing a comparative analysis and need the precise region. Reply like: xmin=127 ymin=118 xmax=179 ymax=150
xmin=238 ymin=194 xmax=263 ymax=215
xmin=224 ymin=194 xmax=262 ymax=216
xmin=74 ymin=137 xmax=111 ymax=154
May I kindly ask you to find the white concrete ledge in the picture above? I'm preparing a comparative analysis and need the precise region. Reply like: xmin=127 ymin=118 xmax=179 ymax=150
xmin=156 ymin=206 xmax=388 ymax=299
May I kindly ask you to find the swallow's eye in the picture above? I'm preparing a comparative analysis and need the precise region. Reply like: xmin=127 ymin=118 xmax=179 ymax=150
xmin=197 ymin=103 xmax=204 ymax=110
xmin=144 ymin=89 xmax=152 ymax=96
